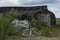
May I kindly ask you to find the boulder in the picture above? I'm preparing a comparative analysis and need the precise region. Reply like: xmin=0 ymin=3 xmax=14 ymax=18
xmin=11 ymin=19 xmax=32 ymax=36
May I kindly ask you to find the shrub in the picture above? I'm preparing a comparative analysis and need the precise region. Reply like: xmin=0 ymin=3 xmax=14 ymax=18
xmin=0 ymin=13 xmax=15 ymax=40
xmin=8 ymin=8 xmax=19 ymax=21
xmin=30 ymin=18 xmax=56 ymax=37
xmin=31 ymin=18 xmax=47 ymax=30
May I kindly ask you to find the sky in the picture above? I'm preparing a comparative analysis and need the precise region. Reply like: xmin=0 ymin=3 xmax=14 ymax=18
xmin=0 ymin=0 xmax=60 ymax=18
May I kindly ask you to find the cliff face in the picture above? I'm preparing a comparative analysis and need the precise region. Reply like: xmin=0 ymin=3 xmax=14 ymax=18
xmin=0 ymin=6 xmax=56 ymax=26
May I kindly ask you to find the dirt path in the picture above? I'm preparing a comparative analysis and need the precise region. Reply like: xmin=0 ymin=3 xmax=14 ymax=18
xmin=8 ymin=35 xmax=60 ymax=40
xmin=19 ymin=36 xmax=60 ymax=40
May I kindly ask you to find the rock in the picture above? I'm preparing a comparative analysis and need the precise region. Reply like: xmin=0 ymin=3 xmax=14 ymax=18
xmin=22 ymin=28 xmax=33 ymax=36
xmin=11 ymin=19 xmax=19 ymax=27
xmin=18 ymin=20 xmax=30 ymax=28
xmin=11 ymin=19 xmax=30 ymax=28
xmin=11 ymin=19 xmax=32 ymax=36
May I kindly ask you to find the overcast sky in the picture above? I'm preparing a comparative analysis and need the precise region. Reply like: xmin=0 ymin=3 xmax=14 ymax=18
xmin=0 ymin=0 xmax=60 ymax=18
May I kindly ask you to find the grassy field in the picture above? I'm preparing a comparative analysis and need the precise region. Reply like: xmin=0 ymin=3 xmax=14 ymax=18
xmin=56 ymin=18 xmax=60 ymax=24
xmin=7 ymin=18 xmax=60 ymax=40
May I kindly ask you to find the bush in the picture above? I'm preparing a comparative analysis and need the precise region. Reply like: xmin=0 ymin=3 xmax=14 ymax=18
xmin=40 ymin=27 xmax=56 ymax=37
xmin=31 ymin=18 xmax=47 ymax=30
xmin=0 ymin=13 xmax=15 ymax=40
xmin=8 ymin=8 xmax=19 ymax=21
xmin=30 ymin=18 xmax=56 ymax=37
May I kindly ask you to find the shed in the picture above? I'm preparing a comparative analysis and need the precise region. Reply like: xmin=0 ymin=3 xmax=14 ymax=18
xmin=0 ymin=5 xmax=56 ymax=26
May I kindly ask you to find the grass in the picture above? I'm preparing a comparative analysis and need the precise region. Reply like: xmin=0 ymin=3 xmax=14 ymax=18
xmin=55 ymin=18 xmax=60 ymax=36
xmin=50 ymin=18 xmax=60 ymax=37
xmin=6 ymin=18 xmax=60 ymax=40
xmin=56 ymin=18 xmax=60 ymax=24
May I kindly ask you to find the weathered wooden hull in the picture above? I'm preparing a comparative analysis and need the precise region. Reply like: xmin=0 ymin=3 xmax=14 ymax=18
xmin=0 ymin=6 xmax=56 ymax=26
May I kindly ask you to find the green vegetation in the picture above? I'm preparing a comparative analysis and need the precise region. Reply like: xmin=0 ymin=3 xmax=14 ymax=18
xmin=0 ymin=9 xmax=60 ymax=40
xmin=7 ymin=18 xmax=60 ymax=40
xmin=56 ymin=18 xmax=60 ymax=24
xmin=8 ymin=8 xmax=19 ymax=21
xmin=30 ymin=18 xmax=60 ymax=37
xmin=0 ymin=13 xmax=11 ymax=40
xmin=30 ymin=18 xmax=51 ymax=36
xmin=0 ymin=9 xmax=18 ymax=40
